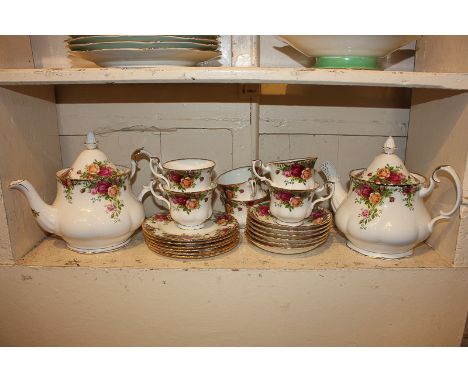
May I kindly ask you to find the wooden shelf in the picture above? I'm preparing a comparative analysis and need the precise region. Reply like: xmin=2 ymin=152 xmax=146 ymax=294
xmin=17 ymin=230 xmax=451 ymax=270
xmin=0 ymin=67 xmax=467 ymax=89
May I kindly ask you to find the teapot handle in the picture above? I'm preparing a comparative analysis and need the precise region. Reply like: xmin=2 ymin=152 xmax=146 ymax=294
xmin=252 ymin=160 xmax=273 ymax=186
xmin=308 ymin=181 xmax=335 ymax=214
xmin=422 ymin=165 xmax=462 ymax=233
xmin=130 ymin=147 xmax=159 ymax=179
xmin=149 ymin=181 xmax=171 ymax=210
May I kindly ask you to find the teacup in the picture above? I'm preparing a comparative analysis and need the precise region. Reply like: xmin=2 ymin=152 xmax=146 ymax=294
xmin=268 ymin=182 xmax=334 ymax=226
xmin=216 ymin=166 xmax=267 ymax=201
xmin=252 ymin=157 xmax=317 ymax=190
xmin=150 ymin=181 xmax=216 ymax=230
xmin=150 ymin=157 xmax=215 ymax=192
xmin=221 ymin=194 xmax=269 ymax=228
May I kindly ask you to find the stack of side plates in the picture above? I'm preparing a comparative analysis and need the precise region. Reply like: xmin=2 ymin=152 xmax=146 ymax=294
xmin=67 ymin=35 xmax=221 ymax=67
xmin=142 ymin=211 xmax=240 ymax=259
xmin=245 ymin=203 xmax=333 ymax=255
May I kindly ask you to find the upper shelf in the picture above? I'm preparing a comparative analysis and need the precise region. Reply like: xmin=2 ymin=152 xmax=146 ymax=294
xmin=0 ymin=67 xmax=467 ymax=89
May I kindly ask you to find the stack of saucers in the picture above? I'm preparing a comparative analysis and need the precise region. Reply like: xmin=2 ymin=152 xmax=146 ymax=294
xmin=143 ymin=211 xmax=240 ymax=259
xmin=67 ymin=35 xmax=221 ymax=67
xmin=245 ymin=203 xmax=333 ymax=254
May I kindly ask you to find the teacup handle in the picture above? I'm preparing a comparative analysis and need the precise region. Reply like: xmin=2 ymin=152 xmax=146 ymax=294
xmin=252 ymin=160 xmax=273 ymax=187
xmin=149 ymin=181 xmax=171 ymax=210
xmin=130 ymin=147 xmax=158 ymax=179
xmin=149 ymin=157 xmax=170 ymax=187
xmin=248 ymin=178 xmax=257 ymax=198
xmin=308 ymin=181 xmax=335 ymax=215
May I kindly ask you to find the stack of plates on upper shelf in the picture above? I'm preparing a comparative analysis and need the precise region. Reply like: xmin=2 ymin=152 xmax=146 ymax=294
xmin=142 ymin=211 xmax=240 ymax=259
xmin=245 ymin=203 xmax=333 ymax=255
xmin=67 ymin=35 xmax=221 ymax=67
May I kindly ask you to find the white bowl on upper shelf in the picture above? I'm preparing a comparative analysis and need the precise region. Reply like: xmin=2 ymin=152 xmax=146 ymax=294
xmin=278 ymin=35 xmax=417 ymax=70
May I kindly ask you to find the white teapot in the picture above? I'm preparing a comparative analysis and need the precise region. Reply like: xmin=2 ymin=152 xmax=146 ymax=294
xmin=321 ymin=136 xmax=462 ymax=259
xmin=9 ymin=132 xmax=154 ymax=253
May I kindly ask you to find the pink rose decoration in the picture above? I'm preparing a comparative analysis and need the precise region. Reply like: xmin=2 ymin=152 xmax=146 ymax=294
xmin=98 ymin=166 xmax=113 ymax=177
xmin=284 ymin=170 xmax=292 ymax=177
xmin=388 ymin=172 xmax=402 ymax=184
xmin=172 ymin=195 xmax=188 ymax=205
xmin=96 ymin=181 xmax=111 ymax=195
xmin=361 ymin=209 xmax=369 ymax=217
xmin=169 ymin=172 xmax=183 ymax=183
xmin=312 ymin=210 xmax=324 ymax=219
xmin=275 ymin=191 xmax=294 ymax=202
xmin=290 ymin=164 xmax=305 ymax=177
xmin=358 ymin=184 xmax=373 ymax=198
xmin=90 ymin=188 xmax=98 ymax=195
xmin=258 ymin=205 xmax=270 ymax=216
xmin=106 ymin=203 xmax=115 ymax=212
xmin=155 ymin=214 xmax=169 ymax=222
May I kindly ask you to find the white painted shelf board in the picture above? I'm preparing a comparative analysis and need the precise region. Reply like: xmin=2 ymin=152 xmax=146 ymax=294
xmin=15 ymin=230 xmax=451 ymax=270
xmin=0 ymin=67 xmax=467 ymax=89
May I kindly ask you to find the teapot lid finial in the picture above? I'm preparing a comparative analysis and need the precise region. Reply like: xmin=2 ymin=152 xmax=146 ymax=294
xmin=68 ymin=131 xmax=111 ymax=179
xmin=383 ymin=136 xmax=396 ymax=154
xmin=85 ymin=131 xmax=98 ymax=150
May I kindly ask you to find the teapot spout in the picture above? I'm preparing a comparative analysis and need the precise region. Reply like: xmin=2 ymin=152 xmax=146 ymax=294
xmin=320 ymin=161 xmax=347 ymax=212
xmin=9 ymin=180 xmax=58 ymax=234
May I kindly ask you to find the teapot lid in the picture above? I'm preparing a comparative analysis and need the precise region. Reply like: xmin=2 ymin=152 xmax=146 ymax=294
xmin=356 ymin=136 xmax=418 ymax=185
xmin=68 ymin=132 xmax=120 ymax=179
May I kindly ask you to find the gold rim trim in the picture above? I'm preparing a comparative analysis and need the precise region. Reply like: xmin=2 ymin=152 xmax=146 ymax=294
xmin=246 ymin=218 xmax=332 ymax=239
xmin=248 ymin=207 xmax=332 ymax=231
xmin=162 ymin=158 xmax=216 ymax=172
xmin=349 ymin=168 xmax=426 ymax=187
xmin=247 ymin=214 xmax=332 ymax=234
xmin=245 ymin=228 xmax=329 ymax=248
xmin=146 ymin=238 xmax=239 ymax=259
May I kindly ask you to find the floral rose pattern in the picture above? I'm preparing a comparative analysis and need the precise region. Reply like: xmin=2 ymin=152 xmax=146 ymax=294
xmin=152 ymin=213 xmax=172 ymax=224
xmin=353 ymin=164 xmax=418 ymax=229
xmin=170 ymin=191 xmax=209 ymax=214
xmin=215 ymin=213 xmax=234 ymax=226
xmin=273 ymin=190 xmax=312 ymax=211
xmin=275 ymin=160 xmax=314 ymax=186
xmin=168 ymin=170 xmax=204 ymax=191
xmin=223 ymin=198 xmax=244 ymax=214
xmin=58 ymin=160 xmax=127 ymax=221
xmin=223 ymin=184 xmax=247 ymax=200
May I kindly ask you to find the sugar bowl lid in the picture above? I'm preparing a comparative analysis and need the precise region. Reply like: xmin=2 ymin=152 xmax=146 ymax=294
xmin=68 ymin=132 xmax=116 ymax=179
xmin=356 ymin=136 xmax=418 ymax=185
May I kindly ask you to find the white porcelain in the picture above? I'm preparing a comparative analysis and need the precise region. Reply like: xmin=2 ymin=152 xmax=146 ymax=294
xmin=221 ymin=195 xmax=269 ymax=228
xmin=268 ymin=182 xmax=334 ymax=226
xmin=73 ymin=48 xmax=220 ymax=67
xmin=278 ymin=36 xmax=416 ymax=58
xmin=217 ymin=166 xmax=267 ymax=201
xmin=252 ymin=157 xmax=317 ymax=190
xmin=151 ymin=157 xmax=215 ymax=192
xmin=9 ymin=133 xmax=153 ymax=253
xmin=150 ymin=181 xmax=216 ymax=230
xmin=322 ymin=136 xmax=463 ymax=259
